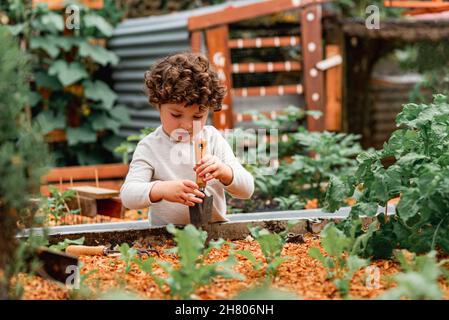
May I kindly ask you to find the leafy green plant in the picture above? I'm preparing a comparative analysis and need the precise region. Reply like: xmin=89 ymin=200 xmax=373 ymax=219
xmin=235 ymin=221 xmax=298 ymax=280
xmin=274 ymin=195 xmax=304 ymax=210
xmin=2 ymin=0 xmax=129 ymax=165
xmin=118 ymin=243 xmax=138 ymax=274
xmin=308 ymin=222 xmax=368 ymax=299
xmin=227 ymin=106 xmax=363 ymax=213
xmin=49 ymin=237 xmax=85 ymax=251
xmin=114 ymin=127 xmax=156 ymax=163
xmin=0 ymin=25 xmax=50 ymax=299
xmin=134 ymin=224 xmax=243 ymax=300
xmin=325 ymin=94 xmax=449 ymax=258
xmin=40 ymin=185 xmax=80 ymax=224
xmin=379 ymin=250 xmax=449 ymax=300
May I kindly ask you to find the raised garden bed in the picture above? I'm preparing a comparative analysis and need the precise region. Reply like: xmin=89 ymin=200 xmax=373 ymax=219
xmin=16 ymin=233 xmax=449 ymax=300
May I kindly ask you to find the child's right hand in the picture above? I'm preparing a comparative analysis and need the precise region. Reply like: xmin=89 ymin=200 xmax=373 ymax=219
xmin=150 ymin=180 xmax=205 ymax=206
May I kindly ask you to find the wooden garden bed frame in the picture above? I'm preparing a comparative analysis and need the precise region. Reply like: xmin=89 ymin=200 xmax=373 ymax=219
xmin=188 ymin=0 xmax=342 ymax=132
xmin=40 ymin=163 xmax=128 ymax=196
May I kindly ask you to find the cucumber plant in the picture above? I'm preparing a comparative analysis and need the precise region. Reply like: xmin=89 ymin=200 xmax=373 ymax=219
xmin=134 ymin=224 xmax=243 ymax=300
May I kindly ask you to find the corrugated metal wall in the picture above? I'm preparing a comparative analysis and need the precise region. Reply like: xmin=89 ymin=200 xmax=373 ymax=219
xmin=109 ymin=0 xmax=261 ymax=137
xmin=369 ymin=74 xmax=429 ymax=149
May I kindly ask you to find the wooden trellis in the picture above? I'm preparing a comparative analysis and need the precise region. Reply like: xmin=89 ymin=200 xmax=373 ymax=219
xmin=188 ymin=0 xmax=341 ymax=132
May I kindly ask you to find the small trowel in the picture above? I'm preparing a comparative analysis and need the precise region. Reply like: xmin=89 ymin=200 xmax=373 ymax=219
xmin=189 ymin=135 xmax=213 ymax=232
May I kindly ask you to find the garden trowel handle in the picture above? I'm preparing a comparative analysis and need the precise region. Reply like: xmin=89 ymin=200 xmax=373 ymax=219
xmin=194 ymin=137 xmax=207 ymax=190
xmin=66 ymin=245 xmax=106 ymax=256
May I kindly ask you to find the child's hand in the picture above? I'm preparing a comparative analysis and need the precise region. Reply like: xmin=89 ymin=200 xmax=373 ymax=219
xmin=150 ymin=180 xmax=204 ymax=206
xmin=194 ymin=155 xmax=233 ymax=186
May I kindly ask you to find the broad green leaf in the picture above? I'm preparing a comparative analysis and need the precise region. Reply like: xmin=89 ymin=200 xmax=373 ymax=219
xmin=34 ymin=72 xmax=62 ymax=90
xmin=30 ymin=36 xmax=60 ymax=58
xmin=32 ymin=12 xmax=64 ymax=33
xmin=83 ymin=80 xmax=117 ymax=110
xmin=90 ymin=113 xmax=121 ymax=133
xmin=308 ymin=247 xmax=325 ymax=264
xmin=350 ymin=202 xmax=379 ymax=217
xmin=235 ymin=250 xmax=261 ymax=270
xmin=49 ymin=237 xmax=85 ymax=251
xmin=320 ymin=223 xmax=351 ymax=257
xmin=48 ymin=60 xmax=88 ymax=87
xmin=7 ymin=23 xmax=25 ymax=36
xmin=78 ymin=42 xmax=119 ymax=66
xmin=110 ymin=105 xmax=130 ymax=124
xmin=84 ymin=14 xmax=114 ymax=36
xmin=28 ymin=91 xmax=42 ymax=107
xmin=66 ymin=126 xmax=97 ymax=146
xmin=35 ymin=110 xmax=65 ymax=134
xmin=346 ymin=255 xmax=367 ymax=274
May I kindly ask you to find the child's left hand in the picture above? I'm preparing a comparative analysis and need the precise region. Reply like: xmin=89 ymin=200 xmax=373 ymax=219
xmin=193 ymin=154 xmax=233 ymax=186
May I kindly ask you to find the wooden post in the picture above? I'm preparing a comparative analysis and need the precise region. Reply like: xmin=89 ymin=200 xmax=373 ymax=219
xmin=191 ymin=30 xmax=202 ymax=53
xmin=301 ymin=4 xmax=325 ymax=132
xmin=325 ymin=45 xmax=342 ymax=131
xmin=205 ymin=25 xmax=234 ymax=130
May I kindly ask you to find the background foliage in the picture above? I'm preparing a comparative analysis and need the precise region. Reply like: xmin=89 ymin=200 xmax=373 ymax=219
xmin=0 ymin=0 xmax=130 ymax=165
xmin=0 ymin=26 xmax=50 ymax=299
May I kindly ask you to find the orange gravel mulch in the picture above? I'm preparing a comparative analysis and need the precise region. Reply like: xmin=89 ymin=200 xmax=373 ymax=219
xmin=17 ymin=234 xmax=449 ymax=300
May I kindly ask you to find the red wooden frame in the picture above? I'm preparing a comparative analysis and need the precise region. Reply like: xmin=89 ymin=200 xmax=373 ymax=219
xmin=188 ymin=0 xmax=334 ymax=132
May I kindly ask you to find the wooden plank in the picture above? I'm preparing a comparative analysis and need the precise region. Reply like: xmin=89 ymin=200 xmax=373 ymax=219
xmin=228 ymin=36 xmax=301 ymax=49
xmin=205 ymin=25 xmax=234 ymax=129
xmin=324 ymin=45 xmax=342 ymax=131
xmin=301 ymin=4 xmax=325 ymax=131
xmin=188 ymin=0 xmax=331 ymax=31
xmin=43 ymin=163 xmax=129 ymax=183
xmin=232 ymin=84 xmax=303 ymax=97
xmin=68 ymin=186 xmax=120 ymax=200
xmin=40 ymin=180 xmax=124 ymax=196
xmin=234 ymin=110 xmax=287 ymax=122
xmin=384 ymin=0 xmax=449 ymax=8
xmin=67 ymin=196 xmax=97 ymax=217
xmin=190 ymin=30 xmax=202 ymax=53
xmin=232 ymin=61 xmax=301 ymax=73
xmin=33 ymin=0 xmax=104 ymax=9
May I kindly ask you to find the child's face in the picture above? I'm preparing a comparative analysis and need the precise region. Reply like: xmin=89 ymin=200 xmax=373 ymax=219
xmin=159 ymin=103 xmax=209 ymax=141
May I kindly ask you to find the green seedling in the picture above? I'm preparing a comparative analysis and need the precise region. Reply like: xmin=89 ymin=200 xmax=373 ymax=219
xmin=308 ymin=222 xmax=368 ymax=299
xmin=40 ymin=186 xmax=80 ymax=224
xmin=49 ymin=237 xmax=85 ymax=251
xmin=118 ymin=243 xmax=138 ymax=274
xmin=235 ymin=220 xmax=298 ymax=280
xmin=134 ymin=224 xmax=244 ymax=300
xmin=379 ymin=250 xmax=449 ymax=300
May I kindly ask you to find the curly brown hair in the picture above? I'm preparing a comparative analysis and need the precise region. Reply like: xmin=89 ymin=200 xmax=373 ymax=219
xmin=144 ymin=52 xmax=226 ymax=111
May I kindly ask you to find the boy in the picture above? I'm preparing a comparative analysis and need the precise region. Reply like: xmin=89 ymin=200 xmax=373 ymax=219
xmin=120 ymin=52 xmax=254 ymax=226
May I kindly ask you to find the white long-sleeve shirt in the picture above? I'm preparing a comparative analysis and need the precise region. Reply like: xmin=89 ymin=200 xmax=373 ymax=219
xmin=120 ymin=125 xmax=254 ymax=226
